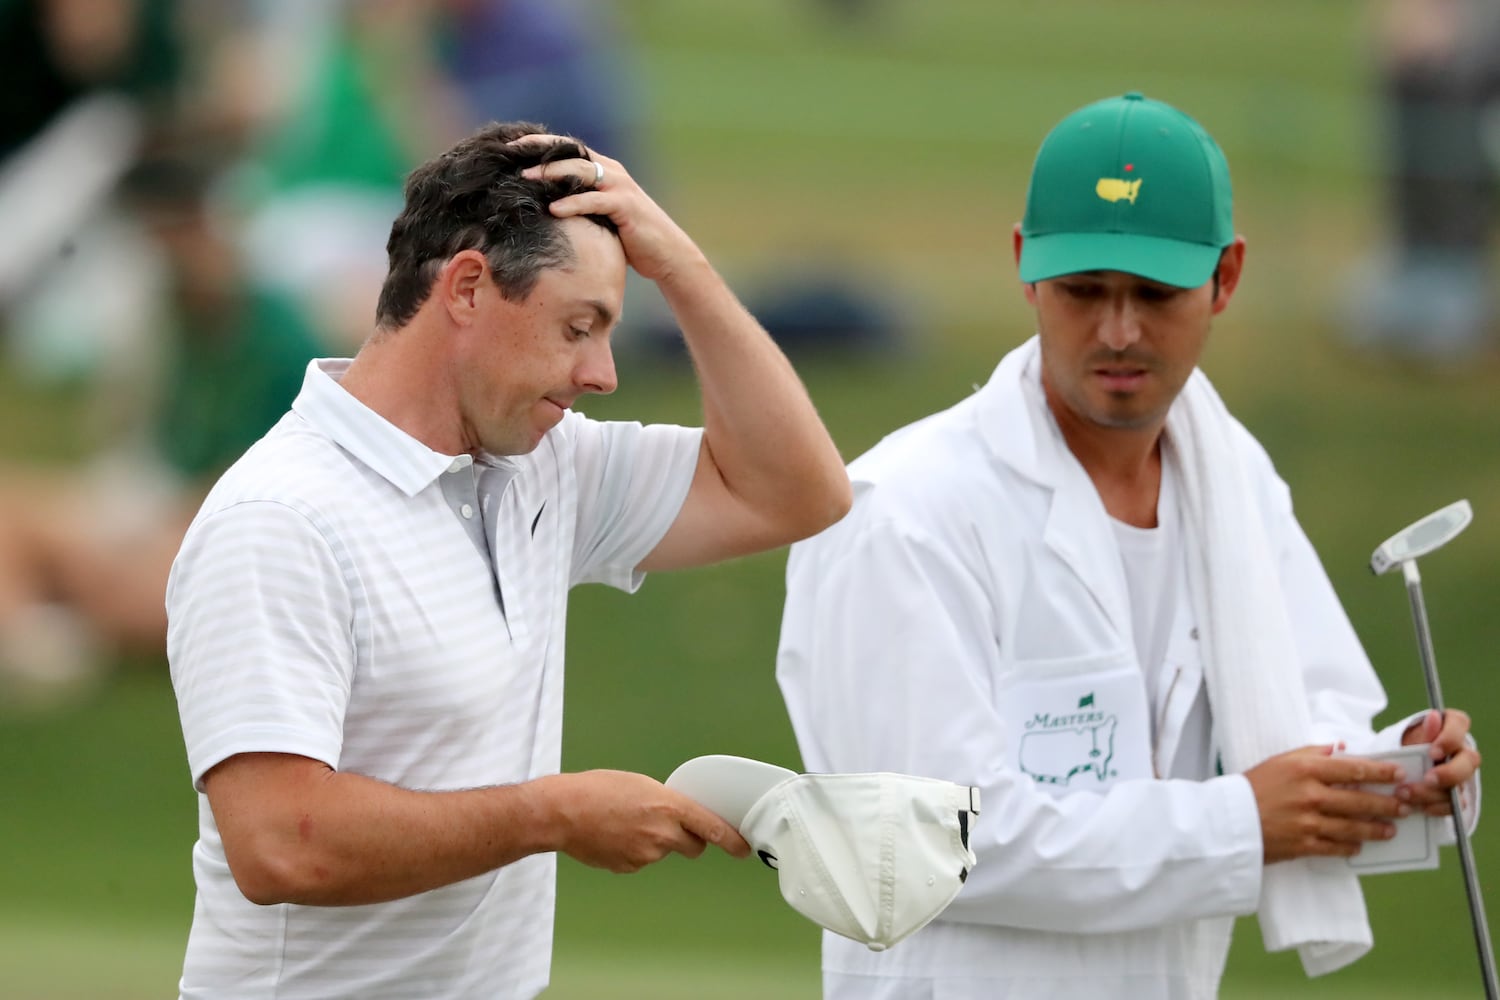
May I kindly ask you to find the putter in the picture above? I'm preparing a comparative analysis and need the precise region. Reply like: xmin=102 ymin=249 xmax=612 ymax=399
xmin=1371 ymin=499 xmax=1497 ymax=999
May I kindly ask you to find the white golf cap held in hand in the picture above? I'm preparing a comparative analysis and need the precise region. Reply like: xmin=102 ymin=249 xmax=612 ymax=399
xmin=667 ymin=756 xmax=979 ymax=951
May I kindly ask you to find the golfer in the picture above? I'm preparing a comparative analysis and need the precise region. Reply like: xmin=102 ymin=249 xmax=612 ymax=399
xmin=166 ymin=122 xmax=851 ymax=999
xmin=776 ymin=93 xmax=1481 ymax=999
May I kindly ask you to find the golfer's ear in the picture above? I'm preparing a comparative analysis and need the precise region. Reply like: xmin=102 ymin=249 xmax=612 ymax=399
xmin=440 ymin=250 xmax=491 ymax=324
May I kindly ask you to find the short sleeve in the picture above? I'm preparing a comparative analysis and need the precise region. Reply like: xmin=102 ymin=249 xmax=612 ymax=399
xmin=166 ymin=500 xmax=357 ymax=790
xmin=567 ymin=417 xmax=702 ymax=590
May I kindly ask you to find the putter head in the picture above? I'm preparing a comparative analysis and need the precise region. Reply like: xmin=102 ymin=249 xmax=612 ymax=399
xmin=1370 ymin=499 xmax=1473 ymax=575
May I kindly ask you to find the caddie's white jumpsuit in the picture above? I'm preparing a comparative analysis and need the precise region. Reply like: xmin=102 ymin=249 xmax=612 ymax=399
xmin=776 ymin=338 xmax=1429 ymax=1000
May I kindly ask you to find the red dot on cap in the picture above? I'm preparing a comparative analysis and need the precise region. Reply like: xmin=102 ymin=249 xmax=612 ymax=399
xmin=1124 ymin=163 xmax=1134 ymax=171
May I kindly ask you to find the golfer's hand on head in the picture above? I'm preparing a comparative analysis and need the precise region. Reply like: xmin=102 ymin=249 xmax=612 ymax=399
xmin=536 ymin=770 xmax=750 ymax=874
xmin=1245 ymin=745 xmax=1409 ymax=864
xmin=515 ymin=136 xmax=702 ymax=284
xmin=1400 ymin=709 xmax=1482 ymax=817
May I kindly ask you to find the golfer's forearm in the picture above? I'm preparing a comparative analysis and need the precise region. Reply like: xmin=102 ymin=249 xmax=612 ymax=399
xmin=223 ymin=771 xmax=567 ymax=906
xmin=659 ymin=257 xmax=851 ymax=542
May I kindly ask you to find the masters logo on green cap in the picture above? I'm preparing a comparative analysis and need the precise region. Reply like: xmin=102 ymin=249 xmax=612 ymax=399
xmin=1018 ymin=92 xmax=1233 ymax=289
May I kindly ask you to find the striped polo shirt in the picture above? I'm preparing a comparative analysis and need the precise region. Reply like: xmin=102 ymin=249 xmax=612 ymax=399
xmin=167 ymin=359 xmax=702 ymax=1000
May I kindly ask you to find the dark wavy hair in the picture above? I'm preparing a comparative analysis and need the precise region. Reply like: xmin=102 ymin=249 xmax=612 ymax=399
xmin=374 ymin=121 xmax=617 ymax=330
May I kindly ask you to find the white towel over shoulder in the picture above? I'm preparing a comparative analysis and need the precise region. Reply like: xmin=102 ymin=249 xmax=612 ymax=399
xmin=1165 ymin=369 xmax=1372 ymax=977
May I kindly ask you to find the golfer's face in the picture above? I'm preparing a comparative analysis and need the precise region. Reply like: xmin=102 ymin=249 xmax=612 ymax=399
xmin=463 ymin=219 xmax=626 ymax=455
xmin=1031 ymin=269 xmax=1215 ymax=433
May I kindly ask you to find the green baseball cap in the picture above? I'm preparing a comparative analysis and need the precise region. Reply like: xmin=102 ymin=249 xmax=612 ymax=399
xmin=1018 ymin=92 xmax=1233 ymax=288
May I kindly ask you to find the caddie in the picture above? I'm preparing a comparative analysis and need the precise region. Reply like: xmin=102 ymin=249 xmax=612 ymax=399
xmin=775 ymin=92 xmax=1482 ymax=1000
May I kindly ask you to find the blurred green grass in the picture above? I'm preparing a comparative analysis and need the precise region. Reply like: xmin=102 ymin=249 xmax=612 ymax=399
xmin=4 ymin=0 xmax=1499 ymax=996
xmin=0 ymin=915 xmax=1481 ymax=1000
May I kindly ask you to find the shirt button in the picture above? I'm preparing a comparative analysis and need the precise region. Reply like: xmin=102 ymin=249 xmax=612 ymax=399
xmin=460 ymin=504 xmax=474 ymax=519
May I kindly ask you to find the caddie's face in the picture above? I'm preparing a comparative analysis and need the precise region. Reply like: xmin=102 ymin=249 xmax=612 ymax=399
xmin=1032 ymin=270 xmax=1211 ymax=432
xmin=1019 ymin=237 xmax=1245 ymax=437
xmin=459 ymin=218 xmax=626 ymax=455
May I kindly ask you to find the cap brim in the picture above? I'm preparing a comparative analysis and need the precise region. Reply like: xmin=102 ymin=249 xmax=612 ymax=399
xmin=665 ymin=755 xmax=797 ymax=829
xmin=1019 ymin=231 xmax=1223 ymax=288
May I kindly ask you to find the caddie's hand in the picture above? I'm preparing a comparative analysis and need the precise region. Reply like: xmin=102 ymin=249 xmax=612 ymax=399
xmin=1244 ymin=745 xmax=1408 ymax=864
xmin=537 ymin=770 xmax=750 ymax=874
xmin=1400 ymin=709 xmax=1481 ymax=817
xmin=513 ymin=136 xmax=703 ymax=285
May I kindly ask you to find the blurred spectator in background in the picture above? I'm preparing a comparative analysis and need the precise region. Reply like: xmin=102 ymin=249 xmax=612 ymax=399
xmin=0 ymin=0 xmax=185 ymax=381
xmin=434 ymin=0 xmax=639 ymax=161
xmin=0 ymin=152 xmax=325 ymax=705
xmin=225 ymin=0 xmax=464 ymax=351
xmin=0 ymin=0 xmax=181 ymax=159
xmin=1338 ymin=0 xmax=1500 ymax=366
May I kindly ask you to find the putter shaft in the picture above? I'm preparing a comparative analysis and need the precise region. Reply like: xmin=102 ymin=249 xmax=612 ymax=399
xmin=1402 ymin=562 xmax=1447 ymax=712
xmin=1404 ymin=568 xmax=1499 ymax=1000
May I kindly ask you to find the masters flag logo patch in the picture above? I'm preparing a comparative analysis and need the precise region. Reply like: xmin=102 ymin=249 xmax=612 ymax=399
xmin=1018 ymin=692 xmax=1117 ymax=786
xmin=1095 ymin=177 xmax=1141 ymax=204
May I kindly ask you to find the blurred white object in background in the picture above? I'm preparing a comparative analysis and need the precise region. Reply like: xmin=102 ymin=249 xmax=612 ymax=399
xmin=0 ymin=93 xmax=142 ymax=303
xmin=0 ymin=92 xmax=164 ymax=386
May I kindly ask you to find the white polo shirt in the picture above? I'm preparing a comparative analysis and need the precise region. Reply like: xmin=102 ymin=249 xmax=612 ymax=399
xmin=167 ymin=359 xmax=702 ymax=1000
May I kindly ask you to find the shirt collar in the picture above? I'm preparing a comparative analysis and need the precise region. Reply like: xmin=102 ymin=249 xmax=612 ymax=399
xmin=976 ymin=336 xmax=1059 ymax=487
xmin=291 ymin=358 xmax=473 ymax=497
